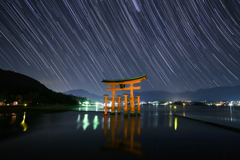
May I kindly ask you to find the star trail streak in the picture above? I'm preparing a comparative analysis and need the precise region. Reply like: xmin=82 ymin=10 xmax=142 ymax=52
xmin=0 ymin=0 xmax=240 ymax=95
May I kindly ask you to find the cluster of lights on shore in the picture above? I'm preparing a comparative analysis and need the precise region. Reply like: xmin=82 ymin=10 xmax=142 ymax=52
xmin=79 ymin=100 xmax=240 ymax=108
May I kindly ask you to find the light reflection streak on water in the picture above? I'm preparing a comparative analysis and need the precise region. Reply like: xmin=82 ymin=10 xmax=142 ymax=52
xmin=76 ymin=114 xmax=81 ymax=130
xmin=10 ymin=113 xmax=16 ymax=124
xmin=20 ymin=112 xmax=27 ymax=132
xmin=82 ymin=114 xmax=90 ymax=131
xmin=230 ymin=106 xmax=233 ymax=121
xmin=154 ymin=112 xmax=158 ymax=127
xmin=183 ymin=106 xmax=185 ymax=117
xmin=174 ymin=117 xmax=178 ymax=130
xmin=148 ymin=112 xmax=150 ymax=127
xmin=169 ymin=106 xmax=173 ymax=127
xmin=77 ymin=114 xmax=80 ymax=122
xmin=102 ymin=117 xmax=104 ymax=129
xmin=108 ymin=118 xmax=110 ymax=129
xmin=154 ymin=118 xmax=158 ymax=127
xmin=75 ymin=114 xmax=102 ymax=131
xmin=93 ymin=115 xmax=100 ymax=130
xmin=169 ymin=115 xmax=172 ymax=127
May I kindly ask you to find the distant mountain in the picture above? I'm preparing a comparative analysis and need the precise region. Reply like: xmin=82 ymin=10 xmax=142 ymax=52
xmin=64 ymin=86 xmax=240 ymax=102
xmin=138 ymin=91 xmax=176 ymax=101
xmin=139 ymin=86 xmax=240 ymax=101
xmin=63 ymin=89 xmax=103 ymax=101
xmin=0 ymin=69 xmax=85 ymax=105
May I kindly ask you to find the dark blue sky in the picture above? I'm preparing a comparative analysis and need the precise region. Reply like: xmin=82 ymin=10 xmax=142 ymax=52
xmin=0 ymin=0 xmax=240 ymax=95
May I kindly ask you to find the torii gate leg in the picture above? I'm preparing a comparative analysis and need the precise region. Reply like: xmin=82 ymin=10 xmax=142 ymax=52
xmin=130 ymin=84 xmax=135 ymax=116
xmin=117 ymin=95 xmax=121 ymax=114
xmin=123 ymin=94 xmax=128 ymax=116
xmin=111 ymin=85 xmax=116 ymax=115
xmin=136 ymin=95 xmax=141 ymax=115
xmin=104 ymin=95 xmax=108 ymax=115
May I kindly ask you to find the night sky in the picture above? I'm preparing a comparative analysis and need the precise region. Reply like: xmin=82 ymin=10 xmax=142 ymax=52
xmin=0 ymin=0 xmax=240 ymax=95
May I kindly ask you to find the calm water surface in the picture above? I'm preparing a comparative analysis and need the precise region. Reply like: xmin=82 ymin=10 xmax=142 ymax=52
xmin=1 ymin=105 xmax=240 ymax=159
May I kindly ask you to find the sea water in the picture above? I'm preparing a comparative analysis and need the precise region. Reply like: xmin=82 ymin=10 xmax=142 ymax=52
xmin=0 ymin=105 xmax=240 ymax=159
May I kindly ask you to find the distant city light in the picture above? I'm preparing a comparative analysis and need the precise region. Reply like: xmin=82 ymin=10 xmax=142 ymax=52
xmin=83 ymin=101 xmax=89 ymax=106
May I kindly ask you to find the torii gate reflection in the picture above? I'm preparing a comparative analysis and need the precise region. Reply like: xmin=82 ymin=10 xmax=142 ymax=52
xmin=102 ymin=74 xmax=146 ymax=116
xmin=102 ymin=115 xmax=146 ymax=158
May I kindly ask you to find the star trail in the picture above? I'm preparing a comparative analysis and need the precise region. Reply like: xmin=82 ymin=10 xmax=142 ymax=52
xmin=0 ymin=0 xmax=240 ymax=95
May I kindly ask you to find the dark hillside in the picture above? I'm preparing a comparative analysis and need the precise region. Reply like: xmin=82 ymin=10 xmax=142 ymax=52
xmin=0 ymin=69 xmax=86 ymax=105
xmin=0 ymin=69 xmax=49 ymax=92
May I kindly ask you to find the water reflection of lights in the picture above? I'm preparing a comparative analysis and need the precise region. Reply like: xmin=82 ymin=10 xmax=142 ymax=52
xmin=76 ymin=114 xmax=81 ymax=129
xmin=82 ymin=114 xmax=90 ymax=130
xmin=77 ymin=114 xmax=81 ymax=122
xmin=20 ymin=112 xmax=27 ymax=132
xmin=174 ymin=117 xmax=178 ymax=130
xmin=93 ymin=116 xmax=100 ymax=130
xmin=11 ymin=113 xmax=16 ymax=124
xmin=154 ymin=109 xmax=158 ymax=127
xmin=230 ymin=105 xmax=233 ymax=121
xmin=154 ymin=115 xmax=158 ymax=127
xmin=103 ymin=115 xmax=146 ymax=157
xmin=169 ymin=115 xmax=172 ymax=127
xmin=76 ymin=114 xmax=101 ymax=130
xmin=183 ymin=106 xmax=186 ymax=117
xmin=169 ymin=106 xmax=173 ymax=127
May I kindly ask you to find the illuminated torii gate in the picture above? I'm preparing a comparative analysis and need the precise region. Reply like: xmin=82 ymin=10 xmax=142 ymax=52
xmin=102 ymin=74 xmax=146 ymax=116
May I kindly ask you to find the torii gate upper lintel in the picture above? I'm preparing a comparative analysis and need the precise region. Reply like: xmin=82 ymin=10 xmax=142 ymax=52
xmin=102 ymin=74 xmax=146 ymax=116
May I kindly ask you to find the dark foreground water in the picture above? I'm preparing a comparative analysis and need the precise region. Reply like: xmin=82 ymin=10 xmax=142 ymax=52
xmin=1 ymin=105 xmax=240 ymax=160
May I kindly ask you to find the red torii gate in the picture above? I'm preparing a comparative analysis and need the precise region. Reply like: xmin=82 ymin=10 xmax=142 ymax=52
xmin=102 ymin=74 xmax=146 ymax=116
